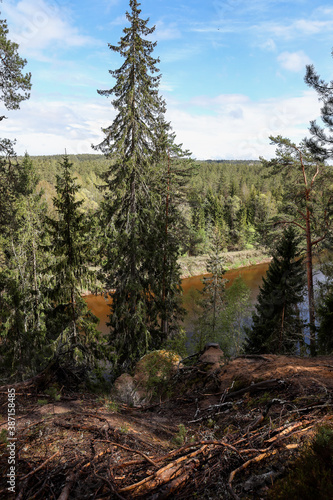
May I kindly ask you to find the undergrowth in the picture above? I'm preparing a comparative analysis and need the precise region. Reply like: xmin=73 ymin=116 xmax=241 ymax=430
xmin=269 ymin=425 xmax=333 ymax=500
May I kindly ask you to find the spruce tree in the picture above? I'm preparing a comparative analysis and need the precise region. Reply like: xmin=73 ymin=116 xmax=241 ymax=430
xmin=316 ymin=262 xmax=333 ymax=354
xmin=0 ymin=154 xmax=50 ymax=379
xmin=46 ymin=155 xmax=104 ymax=368
xmin=94 ymin=0 xmax=190 ymax=370
xmin=245 ymin=226 xmax=306 ymax=354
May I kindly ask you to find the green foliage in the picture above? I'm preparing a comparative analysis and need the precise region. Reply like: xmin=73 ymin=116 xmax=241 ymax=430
xmin=173 ymin=424 xmax=188 ymax=446
xmin=0 ymin=16 xmax=31 ymax=117
xmin=105 ymin=400 xmax=120 ymax=413
xmin=316 ymin=261 xmax=333 ymax=354
xmin=140 ymin=350 xmax=179 ymax=399
xmin=0 ymin=429 xmax=8 ymax=444
xmin=245 ymin=226 xmax=306 ymax=354
xmin=37 ymin=399 xmax=48 ymax=406
xmin=305 ymin=59 xmax=333 ymax=160
xmin=0 ymin=154 xmax=53 ymax=379
xmin=45 ymin=155 xmax=107 ymax=369
xmin=163 ymin=328 xmax=188 ymax=358
xmin=44 ymin=385 xmax=61 ymax=402
xmin=94 ymin=0 xmax=189 ymax=372
xmin=217 ymin=276 xmax=252 ymax=356
xmin=269 ymin=425 xmax=333 ymax=500
xmin=261 ymin=136 xmax=333 ymax=354
xmin=191 ymin=228 xmax=228 ymax=351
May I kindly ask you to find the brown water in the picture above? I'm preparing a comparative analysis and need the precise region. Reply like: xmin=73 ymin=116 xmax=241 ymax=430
xmin=84 ymin=261 xmax=270 ymax=335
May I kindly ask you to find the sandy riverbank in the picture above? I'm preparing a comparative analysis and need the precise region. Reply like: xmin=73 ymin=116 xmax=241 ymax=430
xmin=179 ymin=248 xmax=272 ymax=278
xmin=81 ymin=249 xmax=272 ymax=295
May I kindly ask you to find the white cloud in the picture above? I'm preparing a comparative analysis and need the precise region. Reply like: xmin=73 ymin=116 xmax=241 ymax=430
xmin=277 ymin=51 xmax=312 ymax=72
xmin=2 ymin=0 xmax=99 ymax=59
xmin=0 ymin=97 xmax=116 ymax=155
xmin=0 ymin=89 xmax=322 ymax=160
xmin=263 ymin=18 xmax=333 ymax=41
xmin=153 ymin=21 xmax=181 ymax=41
xmin=165 ymin=90 xmax=321 ymax=160
xmin=258 ymin=38 xmax=276 ymax=52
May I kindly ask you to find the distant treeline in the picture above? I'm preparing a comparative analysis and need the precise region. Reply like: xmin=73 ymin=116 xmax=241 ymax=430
xmin=26 ymin=154 xmax=283 ymax=254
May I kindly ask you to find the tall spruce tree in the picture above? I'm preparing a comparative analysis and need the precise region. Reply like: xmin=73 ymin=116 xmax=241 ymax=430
xmin=94 ymin=0 xmax=190 ymax=370
xmin=0 ymin=154 xmax=50 ymax=379
xmin=245 ymin=226 xmax=306 ymax=354
xmin=46 ymin=155 xmax=104 ymax=368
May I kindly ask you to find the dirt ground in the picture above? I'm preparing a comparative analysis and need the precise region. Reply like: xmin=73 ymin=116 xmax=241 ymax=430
xmin=0 ymin=352 xmax=332 ymax=499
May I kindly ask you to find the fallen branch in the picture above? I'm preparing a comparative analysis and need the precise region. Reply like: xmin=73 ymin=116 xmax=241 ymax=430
xmin=96 ymin=440 xmax=158 ymax=466
xmin=119 ymin=445 xmax=209 ymax=495
xmin=57 ymin=472 xmax=76 ymax=500
xmin=266 ymin=421 xmax=307 ymax=443
xmin=20 ymin=451 xmax=60 ymax=481
xmin=228 ymin=450 xmax=278 ymax=500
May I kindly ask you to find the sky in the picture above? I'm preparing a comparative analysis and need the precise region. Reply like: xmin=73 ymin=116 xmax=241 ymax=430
xmin=1 ymin=0 xmax=333 ymax=160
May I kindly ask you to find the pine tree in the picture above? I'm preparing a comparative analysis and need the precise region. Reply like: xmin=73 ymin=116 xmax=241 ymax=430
xmin=0 ymin=15 xmax=31 ymax=120
xmin=261 ymin=136 xmax=333 ymax=355
xmin=46 ymin=155 xmax=104 ymax=368
xmin=0 ymin=13 xmax=32 ymax=228
xmin=305 ymin=58 xmax=333 ymax=160
xmin=94 ymin=0 xmax=190 ymax=370
xmin=245 ymin=226 xmax=306 ymax=354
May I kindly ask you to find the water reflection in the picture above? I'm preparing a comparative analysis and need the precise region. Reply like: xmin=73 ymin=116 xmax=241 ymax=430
xmin=84 ymin=262 xmax=271 ymax=335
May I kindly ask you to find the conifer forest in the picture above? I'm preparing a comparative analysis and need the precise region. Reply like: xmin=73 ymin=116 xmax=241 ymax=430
xmin=1 ymin=0 xmax=333 ymax=383
xmin=1 ymin=1 xmax=333 ymax=499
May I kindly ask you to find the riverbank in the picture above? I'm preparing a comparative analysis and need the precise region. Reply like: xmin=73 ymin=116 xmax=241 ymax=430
xmin=179 ymin=248 xmax=271 ymax=278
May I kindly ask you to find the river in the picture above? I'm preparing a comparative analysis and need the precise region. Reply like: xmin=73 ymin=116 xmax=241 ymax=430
xmin=84 ymin=261 xmax=272 ymax=335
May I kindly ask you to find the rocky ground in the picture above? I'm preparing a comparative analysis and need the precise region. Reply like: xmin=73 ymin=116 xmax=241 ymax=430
xmin=0 ymin=347 xmax=332 ymax=499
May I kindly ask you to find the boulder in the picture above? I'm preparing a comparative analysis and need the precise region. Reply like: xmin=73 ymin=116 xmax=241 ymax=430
xmin=111 ymin=350 xmax=182 ymax=406
xmin=110 ymin=373 xmax=137 ymax=406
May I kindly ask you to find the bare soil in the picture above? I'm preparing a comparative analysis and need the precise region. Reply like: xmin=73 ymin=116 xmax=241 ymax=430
xmin=1 ymin=354 xmax=332 ymax=499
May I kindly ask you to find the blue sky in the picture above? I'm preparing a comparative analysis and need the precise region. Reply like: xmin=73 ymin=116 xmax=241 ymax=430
xmin=1 ymin=0 xmax=333 ymax=159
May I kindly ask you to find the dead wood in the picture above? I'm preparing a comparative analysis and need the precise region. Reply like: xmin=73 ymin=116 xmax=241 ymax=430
xmin=20 ymin=451 xmax=60 ymax=481
xmin=96 ymin=440 xmax=158 ymax=466
xmin=119 ymin=445 xmax=209 ymax=495
xmin=57 ymin=472 xmax=76 ymax=500
xmin=228 ymin=450 xmax=278 ymax=499
xmin=1 ymin=354 xmax=332 ymax=499
xmin=226 ymin=379 xmax=286 ymax=399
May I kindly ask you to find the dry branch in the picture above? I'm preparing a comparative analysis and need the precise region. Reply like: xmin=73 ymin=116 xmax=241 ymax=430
xmin=20 ymin=451 xmax=60 ymax=481
xmin=228 ymin=450 xmax=278 ymax=499
xmin=57 ymin=472 xmax=76 ymax=500
xmin=96 ymin=440 xmax=158 ymax=466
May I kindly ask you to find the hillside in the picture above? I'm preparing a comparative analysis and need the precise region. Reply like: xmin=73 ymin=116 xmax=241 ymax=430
xmin=1 ymin=348 xmax=332 ymax=499
xmin=25 ymin=153 xmax=284 ymax=253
